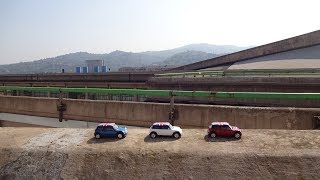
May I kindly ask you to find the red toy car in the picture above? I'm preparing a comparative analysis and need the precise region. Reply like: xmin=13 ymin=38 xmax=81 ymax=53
xmin=207 ymin=122 xmax=242 ymax=139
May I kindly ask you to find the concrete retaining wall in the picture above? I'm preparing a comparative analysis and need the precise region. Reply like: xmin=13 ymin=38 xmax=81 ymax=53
xmin=0 ymin=95 xmax=319 ymax=129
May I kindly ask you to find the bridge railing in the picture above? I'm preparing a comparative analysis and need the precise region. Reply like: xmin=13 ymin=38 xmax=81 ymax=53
xmin=1 ymin=86 xmax=320 ymax=100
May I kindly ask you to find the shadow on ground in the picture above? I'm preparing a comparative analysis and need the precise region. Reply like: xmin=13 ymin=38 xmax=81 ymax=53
xmin=87 ymin=137 xmax=122 ymax=144
xmin=204 ymin=135 xmax=241 ymax=142
xmin=144 ymin=135 xmax=180 ymax=143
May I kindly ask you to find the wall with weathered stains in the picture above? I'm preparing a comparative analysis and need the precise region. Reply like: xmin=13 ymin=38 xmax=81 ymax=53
xmin=0 ymin=95 xmax=318 ymax=129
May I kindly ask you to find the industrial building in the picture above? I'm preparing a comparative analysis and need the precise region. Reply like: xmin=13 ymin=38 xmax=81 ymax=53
xmin=76 ymin=60 xmax=108 ymax=73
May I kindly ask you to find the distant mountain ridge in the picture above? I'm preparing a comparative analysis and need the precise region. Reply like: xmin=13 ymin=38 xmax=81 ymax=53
xmin=0 ymin=44 xmax=249 ymax=74
xmin=140 ymin=43 xmax=246 ymax=59
xmin=157 ymin=50 xmax=219 ymax=66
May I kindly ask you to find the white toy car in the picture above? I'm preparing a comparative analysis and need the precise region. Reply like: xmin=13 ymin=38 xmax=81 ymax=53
xmin=149 ymin=122 xmax=182 ymax=139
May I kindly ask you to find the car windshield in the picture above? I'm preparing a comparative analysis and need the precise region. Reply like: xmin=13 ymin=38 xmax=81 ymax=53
xmin=169 ymin=124 xmax=173 ymax=129
xmin=113 ymin=125 xmax=118 ymax=129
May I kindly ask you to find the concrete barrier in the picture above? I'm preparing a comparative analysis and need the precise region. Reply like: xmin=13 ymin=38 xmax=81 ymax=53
xmin=0 ymin=95 xmax=319 ymax=129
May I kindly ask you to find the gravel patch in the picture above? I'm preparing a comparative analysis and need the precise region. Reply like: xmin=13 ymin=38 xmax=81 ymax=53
xmin=0 ymin=128 xmax=89 ymax=179
xmin=24 ymin=128 xmax=89 ymax=151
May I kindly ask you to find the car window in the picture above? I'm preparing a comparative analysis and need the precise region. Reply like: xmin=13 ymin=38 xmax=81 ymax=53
xmin=162 ymin=125 xmax=170 ymax=129
xmin=96 ymin=126 xmax=103 ymax=131
xmin=221 ymin=125 xmax=231 ymax=129
xmin=211 ymin=125 xmax=219 ymax=129
xmin=104 ymin=126 xmax=114 ymax=131
xmin=152 ymin=125 xmax=160 ymax=129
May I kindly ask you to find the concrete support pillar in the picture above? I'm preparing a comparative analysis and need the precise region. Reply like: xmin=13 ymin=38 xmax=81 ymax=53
xmin=57 ymin=91 xmax=66 ymax=122
xmin=314 ymin=116 xmax=320 ymax=129
xmin=65 ymin=84 xmax=69 ymax=99
xmin=133 ymin=89 xmax=139 ymax=102
xmin=47 ymin=84 xmax=51 ymax=98
xmin=1 ymin=84 xmax=4 ymax=95
xmin=30 ymin=84 xmax=34 ymax=97
xmin=85 ymin=86 xmax=88 ymax=99
xmin=108 ymin=86 xmax=111 ymax=100
xmin=170 ymin=95 xmax=175 ymax=110
xmin=134 ymin=94 xmax=139 ymax=102
xmin=169 ymin=93 xmax=175 ymax=125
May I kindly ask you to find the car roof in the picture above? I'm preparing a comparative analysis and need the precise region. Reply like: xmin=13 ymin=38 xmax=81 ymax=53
xmin=98 ymin=123 xmax=116 ymax=127
xmin=211 ymin=122 xmax=230 ymax=126
xmin=152 ymin=122 xmax=171 ymax=126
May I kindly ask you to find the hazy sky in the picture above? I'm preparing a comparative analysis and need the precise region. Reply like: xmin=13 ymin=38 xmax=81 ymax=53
xmin=0 ymin=0 xmax=319 ymax=65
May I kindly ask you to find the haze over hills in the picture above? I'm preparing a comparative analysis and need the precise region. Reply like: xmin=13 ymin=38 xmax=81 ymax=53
xmin=0 ymin=44 xmax=249 ymax=74
xmin=141 ymin=43 xmax=246 ymax=59
xmin=156 ymin=50 xmax=218 ymax=66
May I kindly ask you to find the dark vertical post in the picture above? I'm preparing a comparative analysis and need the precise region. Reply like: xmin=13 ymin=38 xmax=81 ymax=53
xmin=3 ymin=85 xmax=7 ymax=96
xmin=47 ymin=84 xmax=51 ymax=97
xmin=65 ymin=84 xmax=69 ymax=99
xmin=30 ymin=83 xmax=34 ymax=97
xmin=58 ymin=91 xmax=63 ymax=122
xmin=169 ymin=91 xmax=175 ymax=125
xmin=2 ymin=84 xmax=6 ymax=95
xmin=134 ymin=88 xmax=138 ymax=101
xmin=85 ymin=85 xmax=88 ymax=99
xmin=314 ymin=116 xmax=320 ymax=129
xmin=57 ymin=90 xmax=67 ymax=122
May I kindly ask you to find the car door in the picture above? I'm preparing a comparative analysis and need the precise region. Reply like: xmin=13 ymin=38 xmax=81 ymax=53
xmin=104 ymin=126 xmax=117 ymax=137
xmin=151 ymin=125 xmax=161 ymax=135
xmin=221 ymin=125 xmax=233 ymax=136
xmin=157 ymin=125 xmax=169 ymax=136
xmin=214 ymin=125 xmax=222 ymax=136
xmin=96 ymin=126 xmax=103 ymax=135
xmin=156 ymin=125 xmax=165 ymax=136
xmin=101 ymin=126 xmax=109 ymax=137
xmin=162 ymin=125 xmax=172 ymax=136
xmin=210 ymin=125 xmax=218 ymax=135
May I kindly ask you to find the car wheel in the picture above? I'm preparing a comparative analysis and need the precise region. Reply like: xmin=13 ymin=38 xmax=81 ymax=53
xmin=150 ymin=132 xmax=157 ymax=139
xmin=234 ymin=132 xmax=241 ymax=139
xmin=117 ymin=133 xmax=124 ymax=139
xmin=210 ymin=132 xmax=216 ymax=138
xmin=173 ymin=132 xmax=181 ymax=139
xmin=95 ymin=134 xmax=101 ymax=139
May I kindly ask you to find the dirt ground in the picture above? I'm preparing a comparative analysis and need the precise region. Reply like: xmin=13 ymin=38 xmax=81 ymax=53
xmin=0 ymin=127 xmax=320 ymax=179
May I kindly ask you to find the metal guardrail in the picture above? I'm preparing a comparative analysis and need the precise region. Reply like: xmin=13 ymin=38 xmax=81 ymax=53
xmin=155 ymin=69 xmax=320 ymax=77
xmin=1 ymin=86 xmax=320 ymax=100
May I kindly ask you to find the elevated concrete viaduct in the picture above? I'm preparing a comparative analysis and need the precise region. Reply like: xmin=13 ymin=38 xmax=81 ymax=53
xmin=0 ymin=95 xmax=319 ymax=130
xmin=147 ymin=76 xmax=320 ymax=107
xmin=0 ymin=72 xmax=154 ymax=89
